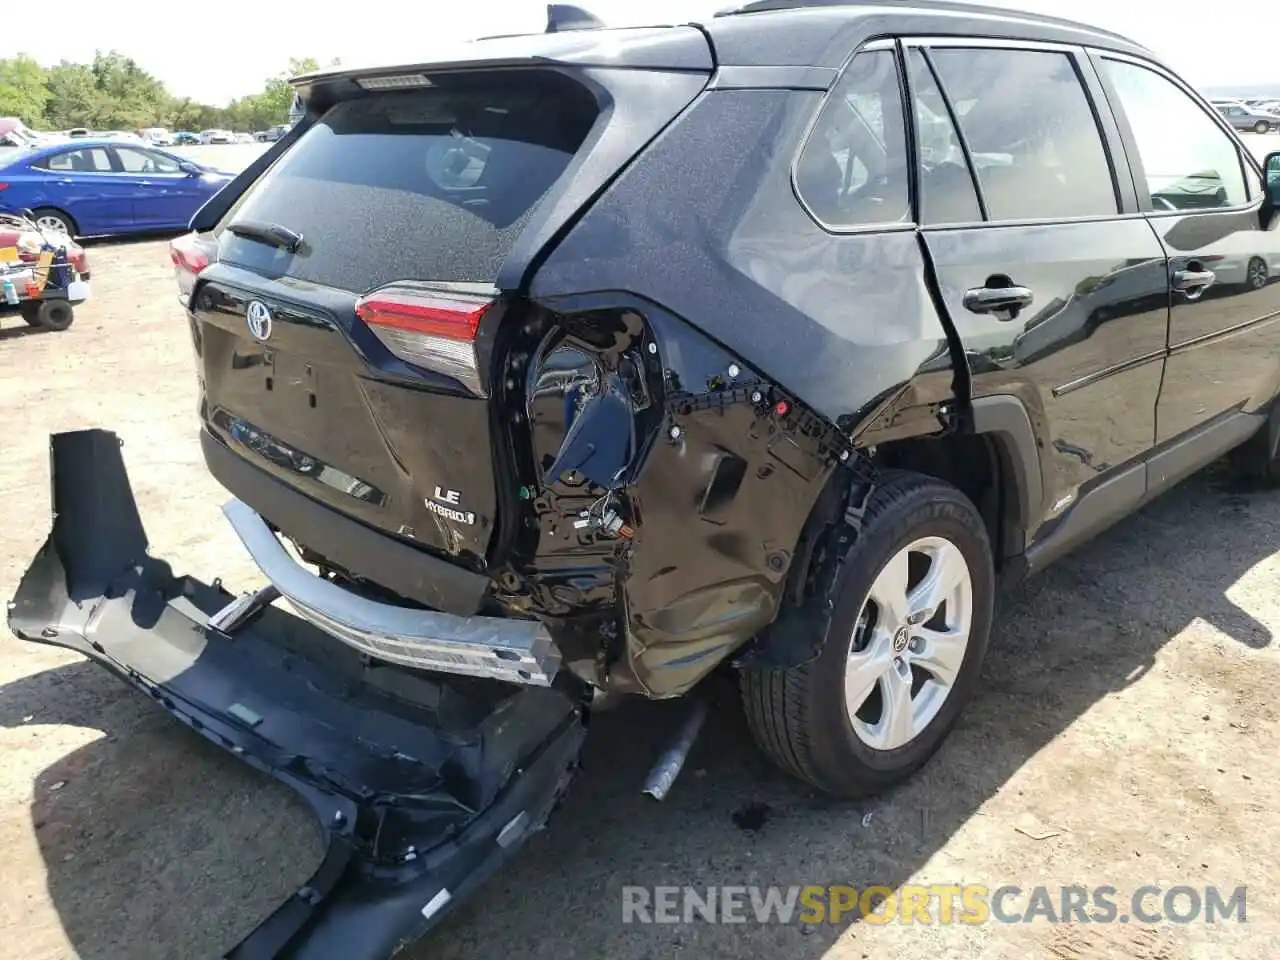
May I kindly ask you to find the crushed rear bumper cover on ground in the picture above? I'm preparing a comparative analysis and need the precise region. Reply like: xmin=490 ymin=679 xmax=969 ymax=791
xmin=7 ymin=430 xmax=586 ymax=959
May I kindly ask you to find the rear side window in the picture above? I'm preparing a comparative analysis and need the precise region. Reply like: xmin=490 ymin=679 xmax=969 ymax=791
xmin=906 ymin=49 xmax=982 ymax=225
xmin=39 ymin=147 xmax=112 ymax=173
xmin=218 ymin=72 xmax=599 ymax=291
xmin=795 ymin=49 xmax=911 ymax=229
xmin=928 ymin=48 xmax=1118 ymax=221
xmin=1099 ymin=59 xmax=1249 ymax=211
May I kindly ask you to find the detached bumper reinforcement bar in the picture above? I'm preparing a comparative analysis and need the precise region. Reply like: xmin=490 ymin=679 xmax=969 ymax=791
xmin=7 ymin=429 xmax=587 ymax=959
xmin=220 ymin=499 xmax=562 ymax=687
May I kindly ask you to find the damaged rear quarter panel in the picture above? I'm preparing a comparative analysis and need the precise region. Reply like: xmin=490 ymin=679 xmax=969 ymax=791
xmin=529 ymin=86 xmax=955 ymax=433
xmin=526 ymin=86 xmax=957 ymax=695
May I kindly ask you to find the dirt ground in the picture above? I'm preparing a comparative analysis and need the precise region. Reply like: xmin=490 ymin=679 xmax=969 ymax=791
xmin=4 ymin=147 xmax=1280 ymax=958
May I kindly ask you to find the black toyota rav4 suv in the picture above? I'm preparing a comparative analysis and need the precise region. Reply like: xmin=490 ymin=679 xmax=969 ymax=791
xmin=12 ymin=1 xmax=1280 ymax=956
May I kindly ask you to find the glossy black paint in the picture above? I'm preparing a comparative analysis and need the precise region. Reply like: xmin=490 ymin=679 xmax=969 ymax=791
xmin=925 ymin=219 xmax=1171 ymax=529
xmin=192 ymin=265 xmax=502 ymax=569
xmin=1148 ymin=208 xmax=1280 ymax=444
xmin=531 ymin=87 xmax=956 ymax=432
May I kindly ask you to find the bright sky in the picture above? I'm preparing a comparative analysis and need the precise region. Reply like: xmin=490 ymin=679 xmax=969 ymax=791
xmin=6 ymin=0 xmax=1274 ymax=105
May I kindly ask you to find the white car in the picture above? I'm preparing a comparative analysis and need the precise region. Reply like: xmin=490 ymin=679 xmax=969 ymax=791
xmin=199 ymin=129 xmax=233 ymax=144
xmin=140 ymin=127 xmax=174 ymax=146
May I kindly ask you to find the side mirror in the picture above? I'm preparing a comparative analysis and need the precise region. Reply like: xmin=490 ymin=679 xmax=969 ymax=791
xmin=178 ymin=161 xmax=202 ymax=176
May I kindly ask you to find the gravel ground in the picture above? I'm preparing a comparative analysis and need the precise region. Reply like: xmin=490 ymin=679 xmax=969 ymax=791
xmin=2 ymin=137 xmax=1280 ymax=960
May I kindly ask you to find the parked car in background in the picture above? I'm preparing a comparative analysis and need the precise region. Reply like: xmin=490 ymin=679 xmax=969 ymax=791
xmin=173 ymin=131 xmax=200 ymax=145
xmin=140 ymin=127 xmax=174 ymax=146
xmin=0 ymin=118 xmax=46 ymax=149
xmin=199 ymin=129 xmax=234 ymax=144
xmin=0 ymin=139 xmax=234 ymax=238
xmin=233 ymin=132 xmax=256 ymax=144
xmin=1215 ymin=102 xmax=1275 ymax=133
xmin=255 ymin=123 xmax=290 ymax=143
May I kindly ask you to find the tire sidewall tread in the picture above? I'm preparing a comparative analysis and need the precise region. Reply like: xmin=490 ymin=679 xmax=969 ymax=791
xmin=742 ymin=470 xmax=995 ymax=798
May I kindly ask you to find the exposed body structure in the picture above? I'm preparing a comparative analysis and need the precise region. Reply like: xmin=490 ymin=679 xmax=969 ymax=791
xmin=10 ymin=2 xmax=1280 ymax=956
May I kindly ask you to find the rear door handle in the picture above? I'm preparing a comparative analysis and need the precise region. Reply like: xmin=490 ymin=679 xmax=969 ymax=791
xmin=962 ymin=284 xmax=1035 ymax=318
xmin=1172 ymin=269 xmax=1215 ymax=292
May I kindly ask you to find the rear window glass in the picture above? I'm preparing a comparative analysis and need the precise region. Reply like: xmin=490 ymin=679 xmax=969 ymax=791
xmin=217 ymin=72 xmax=599 ymax=291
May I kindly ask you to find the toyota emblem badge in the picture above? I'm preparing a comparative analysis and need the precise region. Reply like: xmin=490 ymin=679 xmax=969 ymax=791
xmin=246 ymin=300 xmax=273 ymax=342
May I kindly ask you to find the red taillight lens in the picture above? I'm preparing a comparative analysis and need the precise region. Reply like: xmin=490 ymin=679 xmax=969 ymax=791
xmin=355 ymin=283 xmax=495 ymax=395
xmin=0 ymin=183 xmax=9 ymax=191
xmin=168 ymin=232 xmax=215 ymax=302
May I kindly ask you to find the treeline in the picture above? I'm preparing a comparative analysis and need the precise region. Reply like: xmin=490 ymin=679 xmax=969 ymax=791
xmin=0 ymin=52 xmax=335 ymax=133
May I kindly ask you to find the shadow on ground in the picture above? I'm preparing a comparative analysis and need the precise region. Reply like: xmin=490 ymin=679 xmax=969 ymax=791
xmin=2 ymin=464 xmax=1276 ymax=959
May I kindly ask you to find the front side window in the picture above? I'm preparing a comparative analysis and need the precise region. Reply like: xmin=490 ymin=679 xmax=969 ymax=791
xmin=928 ymin=48 xmax=1118 ymax=221
xmin=115 ymin=147 xmax=180 ymax=174
xmin=1100 ymin=59 xmax=1250 ymax=212
xmin=795 ymin=49 xmax=911 ymax=228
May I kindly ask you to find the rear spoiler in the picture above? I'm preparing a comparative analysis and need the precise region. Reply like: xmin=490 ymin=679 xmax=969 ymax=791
xmin=282 ymin=24 xmax=711 ymax=102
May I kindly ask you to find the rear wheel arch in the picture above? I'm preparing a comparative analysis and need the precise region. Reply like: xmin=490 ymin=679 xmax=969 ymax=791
xmin=967 ymin=395 xmax=1044 ymax=556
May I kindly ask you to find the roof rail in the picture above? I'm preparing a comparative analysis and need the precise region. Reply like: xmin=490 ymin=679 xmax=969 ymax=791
xmin=713 ymin=0 xmax=1138 ymax=45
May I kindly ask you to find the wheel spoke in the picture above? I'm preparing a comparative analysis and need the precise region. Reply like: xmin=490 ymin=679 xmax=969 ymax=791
xmin=844 ymin=638 xmax=891 ymax=714
xmin=912 ymin=625 xmax=967 ymax=688
xmin=867 ymin=664 xmax=915 ymax=750
xmin=909 ymin=540 xmax=968 ymax=619
xmin=868 ymin=547 xmax=910 ymax=625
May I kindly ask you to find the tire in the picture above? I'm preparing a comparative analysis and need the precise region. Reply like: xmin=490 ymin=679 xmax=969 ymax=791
xmin=740 ymin=470 xmax=995 ymax=798
xmin=30 ymin=207 xmax=77 ymax=240
xmin=1255 ymin=121 xmax=1271 ymax=135
xmin=1229 ymin=403 xmax=1280 ymax=485
xmin=1247 ymin=256 xmax=1268 ymax=291
xmin=34 ymin=299 xmax=74 ymax=331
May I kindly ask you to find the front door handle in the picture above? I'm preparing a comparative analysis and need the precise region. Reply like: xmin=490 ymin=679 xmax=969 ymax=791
xmin=963 ymin=284 xmax=1035 ymax=318
xmin=1172 ymin=269 xmax=1215 ymax=293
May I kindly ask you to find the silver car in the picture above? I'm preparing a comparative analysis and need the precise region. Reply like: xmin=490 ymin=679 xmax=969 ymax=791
xmin=1215 ymin=102 xmax=1275 ymax=133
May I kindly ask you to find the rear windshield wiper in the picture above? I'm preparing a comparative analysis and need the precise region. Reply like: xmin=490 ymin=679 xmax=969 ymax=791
xmin=226 ymin=219 xmax=304 ymax=253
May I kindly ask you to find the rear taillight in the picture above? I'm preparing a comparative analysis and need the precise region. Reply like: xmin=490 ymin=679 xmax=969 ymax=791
xmin=355 ymin=283 xmax=495 ymax=395
xmin=168 ymin=232 xmax=215 ymax=303
xmin=0 ymin=183 xmax=8 ymax=191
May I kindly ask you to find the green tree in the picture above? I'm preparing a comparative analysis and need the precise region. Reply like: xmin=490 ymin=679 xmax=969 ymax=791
xmin=1 ymin=51 xmax=337 ymax=133
xmin=43 ymin=62 xmax=100 ymax=128
xmin=0 ymin=55 xmax=49 ymax=125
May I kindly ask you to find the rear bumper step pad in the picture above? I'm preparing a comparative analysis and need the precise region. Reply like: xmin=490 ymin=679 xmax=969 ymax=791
xmin=7 ymin=430 xmax=586 ymax=959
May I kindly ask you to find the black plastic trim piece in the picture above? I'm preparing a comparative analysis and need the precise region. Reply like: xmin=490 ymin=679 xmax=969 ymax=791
xmin=1023 ymin=461 xmax=1144 ymax=573
xmin=201 ymin=429 xmax=489 ymax=615
xmin=1024 ymin=408 xmax=1264 ymax=573
xmin=969 ymin=395 xmax=1044 ymax=537
xmin=7 ymin=428 xmax=588 ymax=960
xmin=1144 ymin=408 xmax=1262 ymax=493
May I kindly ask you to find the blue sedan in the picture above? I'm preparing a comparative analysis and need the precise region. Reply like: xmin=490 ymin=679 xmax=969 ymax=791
xmin=0 ymin=139 xmax=234 ymax=239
